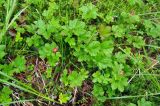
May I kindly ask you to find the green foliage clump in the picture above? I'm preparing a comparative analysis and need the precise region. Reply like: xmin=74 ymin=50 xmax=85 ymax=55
xmin=0 ymin=0 xmax=160 ymax=106
xmin=0 ymin=87 xmax=12 ymax=104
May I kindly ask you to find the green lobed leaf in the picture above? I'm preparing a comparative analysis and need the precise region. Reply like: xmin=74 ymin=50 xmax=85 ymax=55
xmin=79 ymin=3 xmax=98 ymax=20
xmin=0 ymin=86 xmax=12 ymax=104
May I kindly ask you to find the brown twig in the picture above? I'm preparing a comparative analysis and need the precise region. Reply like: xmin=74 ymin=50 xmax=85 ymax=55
xmin=72 ymin=87 xmax=78 ymax=105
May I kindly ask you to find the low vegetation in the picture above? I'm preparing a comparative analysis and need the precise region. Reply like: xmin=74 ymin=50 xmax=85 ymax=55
xmin=0 ymin=0 xmax=160 ymax=106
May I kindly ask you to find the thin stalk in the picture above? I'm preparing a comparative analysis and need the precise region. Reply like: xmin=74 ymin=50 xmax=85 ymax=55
xmin=143 ymin=47 xmax=160 ymax=91
xmin=138 ymin=11 xmax=160 ymax=16
xmin=5 ymin=0 xmax=17 ymax=28
xmin=106 ymin=92 xmax=160 ymax=100
xmin=0 ymin=0 xmax=28 ymax=42
xmin=0 ymin=78 xmax=59 ymax=103
xmin=0 ymin=72 xmax=59 ymax=103
xmin=0 ymin=99 xmax=36 ymax=105
xmin=0 ymin=71 xmax=39 ymax=94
